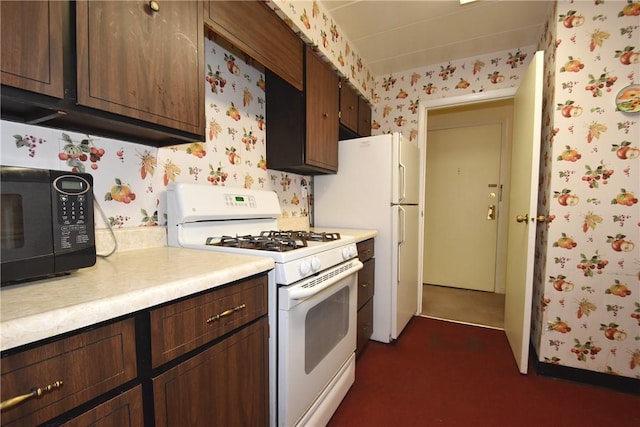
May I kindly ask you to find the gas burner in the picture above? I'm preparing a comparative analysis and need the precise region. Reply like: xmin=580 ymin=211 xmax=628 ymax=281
xmin=206 ymin=234 xmax=307 ymax=252
xmin=261 ymin=230 xmax=341 ymax=242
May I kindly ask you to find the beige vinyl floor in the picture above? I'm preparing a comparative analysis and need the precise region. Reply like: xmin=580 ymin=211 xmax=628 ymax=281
xmin=421 ymin=284 xmax=505 ymax=329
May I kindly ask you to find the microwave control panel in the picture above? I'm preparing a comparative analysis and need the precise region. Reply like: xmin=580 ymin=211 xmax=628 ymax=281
xmin=51 ymin=174 xmax=95 ymax=252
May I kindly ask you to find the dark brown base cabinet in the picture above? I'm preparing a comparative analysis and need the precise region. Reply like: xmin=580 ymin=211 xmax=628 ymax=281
xmin=356 ymin=239 xmax=375 ymax=357
xmin=0 ymin=274 xmax=269 ymax=426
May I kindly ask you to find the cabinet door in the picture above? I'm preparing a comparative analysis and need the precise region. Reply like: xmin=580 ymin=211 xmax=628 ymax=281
xmin=153 ymin=318 xmax=269 ymax=427
xmin=0 ymin=318 xmax=137 ymax=427
xmin=358 ymin=97 xmax=372 ymax=136
xmin=339 ymin=81 xmax=359 ymax=133
xmin=0 ymin=1 xmax=64 ymax=98
xmin=305 ymin=49 xmax=339 ymax=172
xmin=60 ymin=385 xmax=144 ymax=427
xmin=76 ymin=1 xmax=204 ymax=136
xmin=206 ymin=1 xmax=303 ymax=90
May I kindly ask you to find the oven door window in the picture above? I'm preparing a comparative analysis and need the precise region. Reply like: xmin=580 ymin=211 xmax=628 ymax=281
xmin=305 ymin=286 xmax=350 ymax=373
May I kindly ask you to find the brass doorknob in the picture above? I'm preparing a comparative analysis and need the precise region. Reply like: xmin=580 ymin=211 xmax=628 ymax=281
xmin=536 ymin=215 xmax=547 ymax=223
xmin=516 ymin=214 xmax=528 ymax=223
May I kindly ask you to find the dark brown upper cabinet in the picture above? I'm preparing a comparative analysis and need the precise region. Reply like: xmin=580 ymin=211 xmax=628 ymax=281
xmin=205 ymin=1 xmax=303 ymax=91
xmin=0 ymin=1 xmax=64 ymax=99
xmin=339 ymin=80 xmax=372 ymax=139
xmin=266 ymin=47 xmax=339 ymax=175
xmin=76 ymin=1 xmax=204 ymax=138
xmin=1 ymin=1 xmax=205 ymax=147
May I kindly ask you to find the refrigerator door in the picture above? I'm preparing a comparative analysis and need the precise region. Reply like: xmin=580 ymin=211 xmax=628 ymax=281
xmin=393 ymin=134 xmax=421 ymax=205
xmin=391 ymin=204 xmax=420 ymax=339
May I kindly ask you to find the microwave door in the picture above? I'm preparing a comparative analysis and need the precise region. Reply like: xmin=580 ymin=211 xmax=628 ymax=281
xmin=1 ymin=181 xmax=55 ymax=282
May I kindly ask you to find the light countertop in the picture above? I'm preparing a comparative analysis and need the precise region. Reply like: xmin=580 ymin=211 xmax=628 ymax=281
xmin=311 ymin=227 xmax=377 ymax=242
xmin=0 ymin=247 xmax=274 ymax=352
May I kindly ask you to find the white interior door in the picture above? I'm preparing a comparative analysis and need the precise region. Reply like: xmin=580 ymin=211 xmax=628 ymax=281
xmin=423 ymin=124 xmax=501 ymax=292
xmin=503 ymin=50 xmax=544 ymax=374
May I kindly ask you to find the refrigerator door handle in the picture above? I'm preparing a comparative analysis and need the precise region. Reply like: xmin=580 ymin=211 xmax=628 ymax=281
xmin=398 ymin=206 xmax=406 ymax=283
xmin=398 ymin=162 xmax=406 ymax=202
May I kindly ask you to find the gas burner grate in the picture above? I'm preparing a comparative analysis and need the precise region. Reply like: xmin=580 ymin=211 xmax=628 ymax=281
xmin=206 ymin=234 xmax=307 ymax=252
xmin=261 ymin=230 xmax=341 ymax=242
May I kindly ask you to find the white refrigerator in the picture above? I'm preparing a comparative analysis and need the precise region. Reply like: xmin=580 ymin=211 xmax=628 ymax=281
xmin=314 ymin=133 xmax=422 ymax=343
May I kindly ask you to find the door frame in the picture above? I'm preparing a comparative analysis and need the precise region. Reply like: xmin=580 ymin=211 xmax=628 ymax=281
xmin=416 ymin=87 xmax=517 ymax=313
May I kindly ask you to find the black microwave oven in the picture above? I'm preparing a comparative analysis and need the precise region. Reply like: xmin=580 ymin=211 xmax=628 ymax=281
xmin=1 ymin=166 xmax=96 ymax=284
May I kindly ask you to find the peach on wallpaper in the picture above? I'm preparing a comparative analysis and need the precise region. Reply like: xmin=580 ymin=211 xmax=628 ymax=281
xmin=554 ymin=233 xmax=577 ymax=249
xmin=186 ymin=143 xmax=206 ymax=158
xmin=104 ymin=178 xmax=136 ymax=204
xmin=560 ymin=56 xmax=584 ymax=72
xmin=548 ymin=317 xmax=572 ymax=333
xmin=619 ymin=1 xmax=640 ymax=17
xmin=606 ymin=280 xmax=632 ymax=297
xmin=612 ymin=188 xmax=638 ymax=206
xmin=558 ymin=146 xmax=582 ymax=162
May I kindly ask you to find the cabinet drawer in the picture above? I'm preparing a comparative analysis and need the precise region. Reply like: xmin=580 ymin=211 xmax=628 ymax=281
xmin=150 ymin=275 xmax=268 ymax=367
xmin=0 ymin=318 xmax=137 ymax=427
xmin=357 ymin=238 xmax=375 ymax=262
xmin=356 ymin=298 xmax=374 ymax=357
xmin=357 ymin=258 xmax=375 ymax=310
xmin=60 ymin=385 xmax=144 ymax=427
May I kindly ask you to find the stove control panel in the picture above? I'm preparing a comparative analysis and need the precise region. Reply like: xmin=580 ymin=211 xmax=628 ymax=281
xmin=224 ymin=194 xmax=256 ymax=208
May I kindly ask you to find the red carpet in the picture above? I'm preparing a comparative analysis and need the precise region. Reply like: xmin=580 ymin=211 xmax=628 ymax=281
xmin=328 ymin=317 xmax=639 ymax=427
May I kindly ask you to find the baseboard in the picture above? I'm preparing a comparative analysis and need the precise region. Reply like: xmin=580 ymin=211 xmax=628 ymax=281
xmin=530 ymin=346 xmax=640 ymax=395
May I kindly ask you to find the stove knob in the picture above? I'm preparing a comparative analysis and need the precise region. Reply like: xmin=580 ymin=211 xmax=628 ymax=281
xmin=311 ymin=257 xmax=321 ymax=271
xmin=342 ymin=246 xmax=356 ymax=260
xmin=299 ymin=260 xmax=311 ymax=276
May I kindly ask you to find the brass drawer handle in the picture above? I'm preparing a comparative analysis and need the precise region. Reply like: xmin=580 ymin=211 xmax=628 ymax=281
xmin=360 ymin=282 xmax=369 ymax=288
xmin=206 ymin=304 xmax=246 ymax=324
xmin=1 ymin=380 xmax=63 ymax=411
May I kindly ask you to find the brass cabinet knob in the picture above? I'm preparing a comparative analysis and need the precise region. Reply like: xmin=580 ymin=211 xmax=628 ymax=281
xmin=149 ymin=1 xmax=160 ymax=12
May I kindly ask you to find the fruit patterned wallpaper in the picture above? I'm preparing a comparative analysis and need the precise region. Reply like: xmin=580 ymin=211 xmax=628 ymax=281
xmin=267 ymin=0 xmax=376 ymax=100
xmin=0 ymin=37 xmax=311 ymax=230
xmin=361 ymin=0 xmax=639 ymax=381
xmin=533 ymin=0 xmax=639 ymax=380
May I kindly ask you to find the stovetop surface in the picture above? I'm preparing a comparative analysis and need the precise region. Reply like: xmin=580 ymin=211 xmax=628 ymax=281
xmin=206 ymin=231 xmax=343 ymax=252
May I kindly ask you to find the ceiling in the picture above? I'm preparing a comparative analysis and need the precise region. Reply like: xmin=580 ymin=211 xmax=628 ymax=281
xmin=318 ymin=0 xmax=552 ymax=76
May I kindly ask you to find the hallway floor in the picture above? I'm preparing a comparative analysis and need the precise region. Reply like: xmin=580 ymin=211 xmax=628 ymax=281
xmin=421 ymin=284 xmax=505 ymax=329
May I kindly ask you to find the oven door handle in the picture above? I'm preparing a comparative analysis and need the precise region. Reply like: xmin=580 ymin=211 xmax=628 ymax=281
xmin=288 ymin=260 xmax=363 ymax=300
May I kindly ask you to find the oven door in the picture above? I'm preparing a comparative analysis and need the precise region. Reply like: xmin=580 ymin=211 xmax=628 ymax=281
xmin=278 ymin=258 xmax=362 ymax=427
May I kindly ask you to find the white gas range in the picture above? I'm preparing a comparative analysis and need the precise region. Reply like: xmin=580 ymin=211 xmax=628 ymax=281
xmin=166 ymin=183 xmax=362 ymax=427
